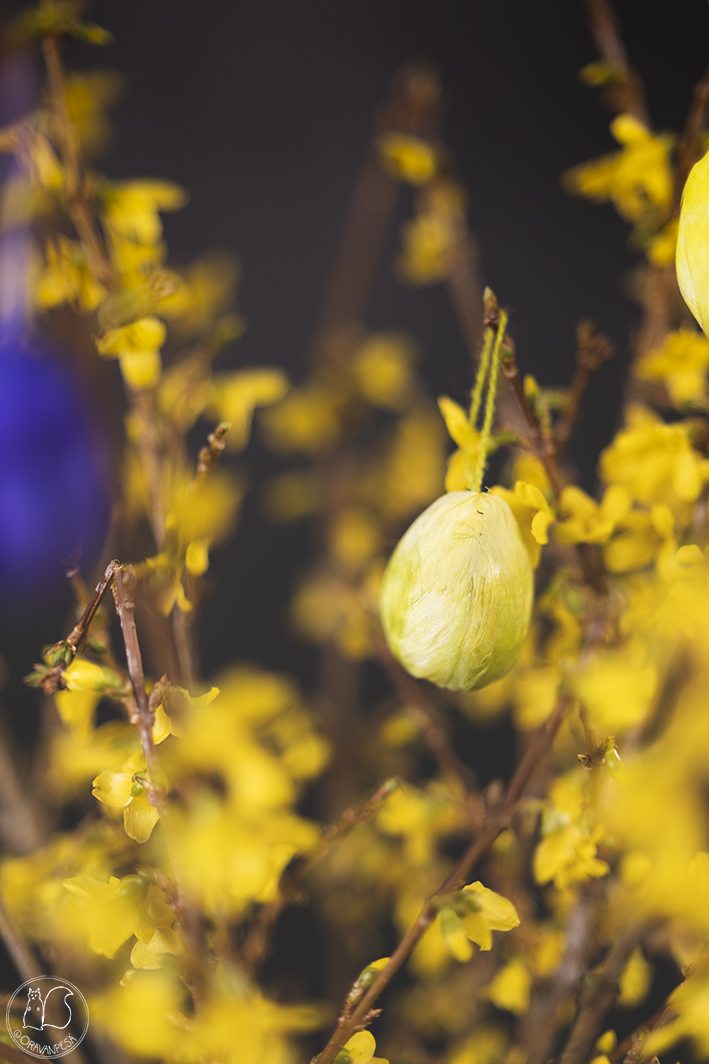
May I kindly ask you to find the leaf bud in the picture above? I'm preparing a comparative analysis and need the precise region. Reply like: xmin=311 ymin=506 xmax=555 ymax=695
xmin=380 ymin=492 xmax=533 ymax=690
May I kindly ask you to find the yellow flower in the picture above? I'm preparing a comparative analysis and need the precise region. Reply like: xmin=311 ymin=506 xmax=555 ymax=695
xmin=438 ymin=394 xmax=480 ymax=492
xmin=291 ymin=567 xmax=376 ymax=659
xmin=534 ymin=771 xmax=609 ymax=890
xmin=65 ymin=70 xmax=123 ymax=159
xmin=62 ymin=874 xmax=174 ymax=958
xmin=90 ymin=970 xmax=185 ymax=1058
xmin=37 ymin=236 xmax=106 ymax=312
xmin=207 ymin=367 xmax=289 ymax=450
xmin=376 ymin=402 xmax=447 ymax=521
xmin=352 ymin=332 xmax=418 ymax=409
xmin=138 ymin=468 xmax=243 ymax=614
xmin=600 ymin=404 xmax=709 ymax=511
xmin=487 ymin=958 xmax=532 ymax=1015
xmin=438 ymin=881 xmax=520 ymax=963
xmin=448 ymin=1027 xmax=508 ymax=1064
xmin=617 ymin=946 xmax=652 ymax=1008
xmin=130 ymin=926 xmax=183 ymax=970
xmin=565 ymin=113 xmax=673 ymax=225
xmin=634 ymin=327 xmax=709 ymax=406
xmin=260 ymin=383 xmax=341 ymax=453
xmin=377 ymin=781 xmax=463 ymax=866
xmin=397 ymin=181 xmax=464 ymax=286
xmin=603 ymin=502 xmax=676 ymax=575
xmin=25 ymin=133 xmax=64 ymax=189
xmin=101 ymin=179 xmax=188 ymax=246
xmin=512 ymin=664 xmax=563 ymax=731
xmin=572 ymin=642 xmax=657 ymax=732
xmin=377 ymin=132 xmax=438 ymax=185
xmin=646 ymin=217 xmax=678 ymax=266
xmin=92 ymin=749 xmax=163 ymax=843
xmin=491 ymin=480 xmax=554 ymax=567
xmin=554 ymin=483 xmax=630 ymax=546
xmin=329 ymin=507 xmax=381 ymax=573
xmin=63 ymin=656 xmax=127 ymax=694
xmin=338 ymin=1030 xmax=389 ymax=1064
xmin=95 ymin=315 xmax=166 ymax=390
xmin=157 ymin=251 xmax=242 ymax=337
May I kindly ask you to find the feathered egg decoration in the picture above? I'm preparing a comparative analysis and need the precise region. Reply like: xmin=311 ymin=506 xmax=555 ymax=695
xmin=379 ymin=490 xmax=533 ymax=692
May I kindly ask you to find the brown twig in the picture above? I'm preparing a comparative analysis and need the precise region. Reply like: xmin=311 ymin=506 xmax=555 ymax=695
xmin=313 ymin=63 xmax=442 ymax=353
xmin=376 ymin=638 xmax=476 ymax=800
xmin=520 ymin=881 xmax=604 ymax=1064
xmin=27 ymin=562 xmax=117 ymax=694
xmin=555 ymin=321 xmax=615 ymax=455
xmin=484 ymin=289 xmax=563 ymax=500
xmin=111 ymin=564 xmax=162 ymax=800
xmin=196 ymin=422 xmax=231 ymax=480
xmin=40 ymin=29 xmax=116 ymax=288
xmin=558 ymin=932 xmax=639 ymax=1064
xmin=314 ymin=696 xmax=572 ymax=1064
xmin=242 ymin=777 xmax=400 ymax=970
xmin=441 ymin=195 xmax=484 ymax=366
xmin=0 ymin=896 xmax=88 ymax=1064
xmin=583 ymin=0 xmax=649 ymax=125
xmin=673 ymin=56 xmax=709 ymax=212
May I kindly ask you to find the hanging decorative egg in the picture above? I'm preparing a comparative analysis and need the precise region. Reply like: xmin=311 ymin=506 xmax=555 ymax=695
xmin=380 ymin=491 xmax=533 ymax=691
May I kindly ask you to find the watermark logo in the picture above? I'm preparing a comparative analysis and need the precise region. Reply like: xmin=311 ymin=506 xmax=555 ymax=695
xmin=6 ymin=977 xmax=89 ymax=1059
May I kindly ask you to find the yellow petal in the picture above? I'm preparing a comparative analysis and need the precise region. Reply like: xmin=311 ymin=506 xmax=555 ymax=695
xmin=464 ymin=882 xmax=521 ymax=931
xmin=124 ymin=792 xmax=160 ymax=843
xmin=531 ymin=507 xmax=554 ymax=545
xmin=185 ymin=537 xmax=210 ymax=576
xmin=344 ymin=1031 xmax=376 ymax=1064
xmin=488 ymin=958 xmax=532 ymax=1015
xmin=119 ymin=349 xmax=162 ymax=391
xmin=92 ymin=770 xmax=134 ymax=808
xmin=437 ymin=395 xmax=470 ymax=448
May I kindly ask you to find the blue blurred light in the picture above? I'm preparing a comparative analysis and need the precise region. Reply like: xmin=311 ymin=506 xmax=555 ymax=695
xmin=0 ymin=332 xmax=112 ymax=600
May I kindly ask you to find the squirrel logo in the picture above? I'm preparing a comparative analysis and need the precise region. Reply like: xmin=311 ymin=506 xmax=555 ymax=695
xmin=22 ymin=986 xmax=73 ymax=1031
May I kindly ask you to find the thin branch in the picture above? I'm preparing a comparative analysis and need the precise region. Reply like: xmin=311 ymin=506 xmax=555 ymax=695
xmin=558 ymin=932 xmax=639 ymax=1064
xmin=26 ymin=562 xmax=117 ymax=694
xmin=555 ymin=321 xmax=615 ymax=456
xmin=40 ymin=32 xmax=116 ymax=288
xmin=314 ymin=696 xmax=572 ymax=1064
xmin=583 ymin=0 xmax=650 ymax=125
xmin=111 ymin=564 xmax=163 ymax=801
xmin=520 ymin=881 xmax=604 ymax=1064
xmin=242 ymin=777 xmax=400 ymax=970
xmin=443 ymin=211 xmax=484 ymax=367
xmin=484 ymin=289 xmax=563 ymax=500
xmin=674 ymin=55 xmax=709 ymax=210
xmin=197 ymin=422 xmax=231 ymax=480
xmin=0 ymin=896 xmax=88 ymax=1064
xmin=376 ymin=638 xmax=477 ymax=800
xmin=313 ymin=63 xmax=442 ymax=352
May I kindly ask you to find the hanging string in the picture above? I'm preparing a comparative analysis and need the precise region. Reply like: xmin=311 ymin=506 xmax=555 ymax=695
xmin=464 ymin=327 xmax=493 ymax=491
xmin=470 ymin=309 xmax=508 ymax=494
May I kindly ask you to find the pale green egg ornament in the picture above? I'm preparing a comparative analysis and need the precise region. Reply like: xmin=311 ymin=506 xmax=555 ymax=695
xmin=677 ymin=148 xmax=709 ymax=337
xmin=380 ymin=491 xmax=534 ymax=691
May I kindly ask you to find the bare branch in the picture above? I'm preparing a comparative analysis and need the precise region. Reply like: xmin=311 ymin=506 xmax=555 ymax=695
xmin=314 ymin=696 xmax=571 ymax=1064
xmin=583 ymin=0 xmax=650 ymax=125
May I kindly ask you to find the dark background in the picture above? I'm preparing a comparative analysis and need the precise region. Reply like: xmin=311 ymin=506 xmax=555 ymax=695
xmin=2 ymin=0 xmax=709 ymax=724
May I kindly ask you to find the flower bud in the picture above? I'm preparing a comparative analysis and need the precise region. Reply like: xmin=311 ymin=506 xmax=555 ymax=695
xmin=677 ymin=148 xmax=709 ymax=336
xmin=380 ymin=491 xmax=533 ymax=691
